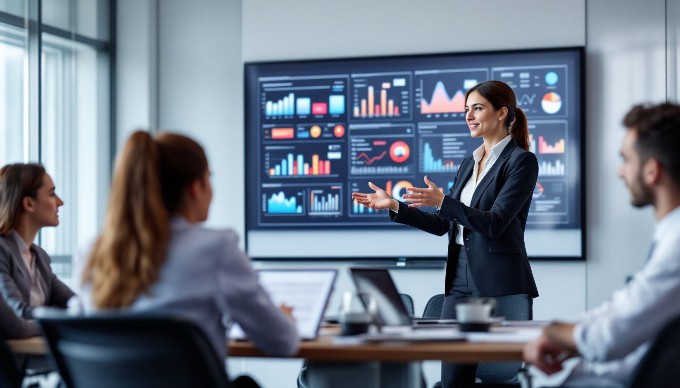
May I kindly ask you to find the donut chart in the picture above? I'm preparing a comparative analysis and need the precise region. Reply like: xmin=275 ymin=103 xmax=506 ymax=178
xmin=389 ymin=141 xmax=411 ymax=163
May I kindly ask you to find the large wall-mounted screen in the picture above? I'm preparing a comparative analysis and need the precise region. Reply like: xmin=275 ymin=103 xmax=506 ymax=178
xmin=245 ymin=48 xmax=584 ymax=261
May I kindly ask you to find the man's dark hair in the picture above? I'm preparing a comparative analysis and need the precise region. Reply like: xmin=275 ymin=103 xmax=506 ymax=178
xmin=623 ymin=103 xmax=680 ymax=186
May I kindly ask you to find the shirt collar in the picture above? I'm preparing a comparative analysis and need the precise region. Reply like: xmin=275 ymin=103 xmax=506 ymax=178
xmin=11 ymin=230 xmax=31 ymax=256
xmin=170 ymin=215 xmax=194 ymax=231
xmin=473 ymin=134 xmax=512 ymax=162
xmin=654 ymin=205 xmax=680 ymax=242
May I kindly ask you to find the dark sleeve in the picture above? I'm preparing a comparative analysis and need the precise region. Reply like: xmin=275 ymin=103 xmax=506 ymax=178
xmin=387 ymin=155 xmax=472 ymax=236
xmin=48 ymin=272 xmax=75 ymax=308
xmin=0 ymin=248 xmax=32 ymax=319
xmin=437 ymin=151 xmax=538 ymax=239
xmin=389 ymin=201 xmax=450 ymax=236
xmin=0 ymin=295 xmax=40 ymax=339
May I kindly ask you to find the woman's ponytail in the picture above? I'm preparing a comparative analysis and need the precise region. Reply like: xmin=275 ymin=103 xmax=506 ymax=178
xmin=510 ymin=107 xmax=530 ymax=151
xmin=83 ymin=131 xmax=170 ymax=309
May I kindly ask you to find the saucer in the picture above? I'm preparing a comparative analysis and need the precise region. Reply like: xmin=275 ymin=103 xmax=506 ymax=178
xmin=458 ymin=317 xmax=504 ymax=332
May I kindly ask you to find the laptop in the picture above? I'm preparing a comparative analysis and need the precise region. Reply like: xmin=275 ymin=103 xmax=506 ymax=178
xmin=229 ymin=269 xmax=337 ymax=340
xmin=349 ymin=267 xmax=464 ymax=341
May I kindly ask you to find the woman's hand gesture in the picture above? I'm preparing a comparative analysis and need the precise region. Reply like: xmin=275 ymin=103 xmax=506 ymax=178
xmin=402 ymin=176 xmax=445 ymax=208
xmin=351 ymin=182 xmax=397 ymax=211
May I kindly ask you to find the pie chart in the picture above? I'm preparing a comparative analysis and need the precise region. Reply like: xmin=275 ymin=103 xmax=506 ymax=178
xmin=533 ymin=182 xmax=544 ymax=199
xmin=389 ymin=141 xmax=410 ymax=163
xmin=541 ymin=92 xmax=562 ymax=114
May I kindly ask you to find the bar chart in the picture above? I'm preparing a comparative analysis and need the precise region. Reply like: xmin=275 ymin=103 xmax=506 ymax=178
xmin=539 ymin=160 xmax=566 ymax=176
xmin=265 ymin=144 xmax=342 ymax=177
xmin=309 ymin=186 xmax=342 ymax=216
xmin=351 ymin=72 xmax=410 ymax=120
xmin=418 ymin=128 xmax=477 ymax=173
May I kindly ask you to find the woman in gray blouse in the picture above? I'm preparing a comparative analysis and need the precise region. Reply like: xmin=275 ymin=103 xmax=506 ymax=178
xmin=76 ymin=131 xmax=299 ymax=363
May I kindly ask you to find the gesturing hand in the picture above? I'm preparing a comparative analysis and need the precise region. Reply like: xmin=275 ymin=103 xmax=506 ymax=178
xmin=402 ymin=176 xmax=445 ymax=208
xmin=351 ymin=182 xmax=397 ymax=211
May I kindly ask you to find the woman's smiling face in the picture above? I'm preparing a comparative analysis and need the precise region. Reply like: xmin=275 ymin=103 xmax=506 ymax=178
xmin=465 ymin=91 xmax=505 ymax=139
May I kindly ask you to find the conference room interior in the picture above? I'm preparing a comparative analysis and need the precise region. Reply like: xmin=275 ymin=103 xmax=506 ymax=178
xmin=2 ymin=0 xmax=680 ymax=387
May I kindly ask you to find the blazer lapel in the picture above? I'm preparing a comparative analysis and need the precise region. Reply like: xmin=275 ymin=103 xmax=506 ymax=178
xmin=450 ymin=158 xmax=474 ymax=200
xmin=470 ymin=140 xmax=517 ymax=208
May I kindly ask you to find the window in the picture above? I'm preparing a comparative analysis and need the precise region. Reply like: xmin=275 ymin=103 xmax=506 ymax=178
xmin=0 ymin=0 xmax=113 ymax=286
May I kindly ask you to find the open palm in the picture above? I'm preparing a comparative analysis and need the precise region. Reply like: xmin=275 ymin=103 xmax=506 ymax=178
xmin=351 ymin=182 xmax=395 ymax=210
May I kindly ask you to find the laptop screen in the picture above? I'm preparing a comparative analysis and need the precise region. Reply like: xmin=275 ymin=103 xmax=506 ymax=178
xmin=349 ymin=267 xmax=413 ymax=327
xmin=230 ymin=269 xmax=337 ymax=340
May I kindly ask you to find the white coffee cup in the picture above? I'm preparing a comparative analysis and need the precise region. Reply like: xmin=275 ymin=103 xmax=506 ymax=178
xmin=455 ymin=298 xmax=496 ymax=323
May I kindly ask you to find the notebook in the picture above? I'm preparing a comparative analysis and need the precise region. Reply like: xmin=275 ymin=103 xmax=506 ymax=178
xmin=349 ymin=267 xmax=465 ymax=341
xmin=229 ymin=269 xmax=337 ymax=340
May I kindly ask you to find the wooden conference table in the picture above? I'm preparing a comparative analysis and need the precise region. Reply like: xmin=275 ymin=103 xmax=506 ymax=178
xmin=231 ymin=324 xmax=541 ymax=388
xmin=230 ymin=325 xmax=534 ymax=363
xmin=9 ymin=323 xmax=541 ymax=388
xmin=8 ymin=322 xmax=541 ymax=362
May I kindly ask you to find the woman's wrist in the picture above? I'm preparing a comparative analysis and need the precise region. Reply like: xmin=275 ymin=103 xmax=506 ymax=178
xmin=437 ymin=194 xmax=445 ymax=210
xmin=391 ymin=198 xmax=399 ymax=212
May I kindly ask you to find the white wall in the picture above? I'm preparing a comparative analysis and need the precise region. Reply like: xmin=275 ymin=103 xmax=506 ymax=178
xmin=584 ymin=0 xmax=666 ymax=308
xmin=115 ymin=0 xmax=677 ymax=386
xmin=116 ymin=0 xmax=158 ymax=143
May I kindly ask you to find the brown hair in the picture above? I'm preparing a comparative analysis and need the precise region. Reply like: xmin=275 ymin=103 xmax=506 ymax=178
xmin=0 ymin=163 xmax=46 ymax=235
xmin=83 ymin=131 xmax=209 ymax=309
xmin=623 ymin=103 xmax=680 ymax=186
xmin=465 ymin=80 xmax=530 ymax=151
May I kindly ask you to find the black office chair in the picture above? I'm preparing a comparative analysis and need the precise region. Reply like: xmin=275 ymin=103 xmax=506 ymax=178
xmin=400 ymin=293 xmax=415 ymax=317
xmin=423 ymin=294 xmax=445 ymax=319
xmin=424 ymin=294 xmax=531 ymax=387
xmin=475 ymin=294 xmax=532 ymax=386
xmin=36 ymin=310 xmax=235 ymax=388
xmin=627 ymin=314 xmax=680 ymax=387
xmin=0 ymin=339 xmax=23 ymax=388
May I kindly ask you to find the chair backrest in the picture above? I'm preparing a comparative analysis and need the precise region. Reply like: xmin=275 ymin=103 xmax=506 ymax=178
xmin=422 ymin=294 xmax=445 ymax=319
xmin=0 ymin=339 xmax=23 ymax=388
xmin=399 ymin=293 xmax=415 ymax=317
xmin=423 ymin=293 xmax=530 ymax=385
xmin=492 ymin=294 xmax=533 ymax=320
xmin=477 ymin=294 xmax=532 ymax=385
xmin=627 ymin=314 xmax=680 ymax=387
xmin=36 ymin=311 xmax=231 ymax=388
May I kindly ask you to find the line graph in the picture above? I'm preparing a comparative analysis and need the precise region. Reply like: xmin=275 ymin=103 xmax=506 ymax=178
xmin=355 ymin=150 xmax=387 ymax=165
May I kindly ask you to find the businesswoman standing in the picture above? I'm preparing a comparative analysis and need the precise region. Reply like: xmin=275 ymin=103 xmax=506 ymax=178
xmin=0 ymin=164 xmax=74 ymax=319
xmin=77 ymin=131 xmax=299 ymax=367
xmin=352 ymin=80 xmax=538 ymax=387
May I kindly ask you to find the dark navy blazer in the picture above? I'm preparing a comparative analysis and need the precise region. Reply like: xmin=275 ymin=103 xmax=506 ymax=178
xmin=391 ymin=139 xmax=539 ymax=298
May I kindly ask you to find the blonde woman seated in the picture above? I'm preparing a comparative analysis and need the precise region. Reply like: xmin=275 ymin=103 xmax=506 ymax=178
xmin=75 ymin=131 xmax=299 ymax=367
